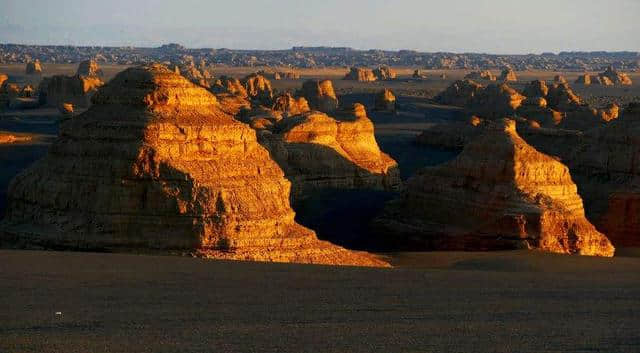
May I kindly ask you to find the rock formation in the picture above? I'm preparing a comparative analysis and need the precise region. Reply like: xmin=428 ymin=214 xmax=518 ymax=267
xmin=377 ymin=119 xmax=614 ymax=257
xmin=59 ymin=102 xmax=74 ymax=116
xmin=0 ymin=64 xmax=387 ymax=267
xmin=0 ymin=73 xmax=8 ymax=87
xmin=434 ymin=79 xmax=484 ymax=107
xmin=599 ymin=103 xmax=619 ymax=122
xmin=593 ymin=75 xmax=614 ymax=86
xmin=373 ymin=66 xmax=397 ymax=80
xmin=575 ymin=74 xmax=592 ymax=85
xmin=374 ymin=89 xmax=396 ymax=111
xmin=249 ymin=104 xmax=400 ymax=199
xmin=467 ymin=83 xmax=526 ymax=118
xmin=344 ymin=67 xmax=377 ymax=82
xmin=242 ymin=73 xmax=273 ymax=104
xmin=554 ymin=75 xmax=568 ymax=84
xmin=522 ymin=80 xmax=549 ymax=98
xmin=278 ymin=71 xmax=301 ymax=79
xmin=499 ymin=67 xmax=517 ymax=82
xmin=464 ymin=70 xmax=496 ymax=81
xmin=25 ymin=59 xmax=42 ymax=75
xmin=413 ymin=69 xmax=428 ymax=79
xmin=298 ymin=79 xmax=339 ymax=113
xmin=272 ymin=92 xmax=310 ymax=117
xmin=599 ymin=66 xmax=632 ymax=85
xmin=38 ymin=74 xmax=104 ymax=108
xmin=211 ymin=76 xmax=248 ymax=98
xmin=570 ymin=103 xmax=640 ymax=247
xmin=76 ymin=59 xmax=104 ymax=78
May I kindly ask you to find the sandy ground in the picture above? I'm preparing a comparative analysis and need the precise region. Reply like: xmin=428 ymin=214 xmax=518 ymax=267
xmin=1 ymin=249 xmax=639 ymax=353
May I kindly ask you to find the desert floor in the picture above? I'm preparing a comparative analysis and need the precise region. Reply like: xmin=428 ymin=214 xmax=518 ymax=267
xmin=1 ymin=64 xmax=640 ymax=352
xmin=1 ymin=249 xmax=639 ymax=352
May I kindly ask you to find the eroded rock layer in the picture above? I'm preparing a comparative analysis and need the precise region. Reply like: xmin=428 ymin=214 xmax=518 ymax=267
xmin=1 ymin=64 xmax=387 ymax=267
xmin=379 ymin=119 xmax=614 ymax=256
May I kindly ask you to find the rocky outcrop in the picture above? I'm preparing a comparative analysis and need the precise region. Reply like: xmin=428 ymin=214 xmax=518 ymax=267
xmin=434 ymin=79 xmax=484 ymax=107
xmin=378 ymin=119 xmax=614 ymax=256
xmin=0 ymin=64 xmax=387 ymax=267
xmin=575 ymin=74 xmax=592 ymax=85
xmin=298 ymin=79 xmax=339 ymax=113
xmin=0 ymin=73 xmax=8 ymax=87
xmin=499 ymin=67 xmax=517 ymax=82
xmin=59 ymin=102 xmax=74 ymax=116
xmin=0 ymin=132 xmax=31 ymax=144
xmin=413 ymin=69 xmax=428 ymax=79
xmin=464 ymin=70 xmax=496 ymax=81
xmin=599 ymin=103 xmax=619 ymax=122
xmin=76 ymin=59 xmax=103 ymax=78
xmin=272 ymin=92 xmax=310 ymax=117
xmin=278 ymin=71 xmax=301 ymax=79
xmin=250 ymin=104 xmax=400 ymax=199
xmin=570 ymin=103 xmax=640 ymax=247
xmin=554 ymin=75 xmax=568 ymax=84
xmin=38 ymin=74 xmax=104 ymax=108
xmin=344 ymin=67 xmax=377 ymax=82
xmin=25 ymin=59 xmax=42 ymax=75
xmin=242 ymin=73 xmax=273 ymax=104
xmin=211 ymin=76 xmax=248 ymax=98
xmin=522 ymin=80 xmax=549 ymax=98
xmin=373 ymin=66 xmax=397 ymax=80
xmin=467 ymin=83 xmax=526 ymax=118
xmin=593 ymin=75 xmax=614 ymax=86
xmin=374 ymin=89 xmax=396 ymax=111
xmin=599 ymin=66 xmax=632 ymax=85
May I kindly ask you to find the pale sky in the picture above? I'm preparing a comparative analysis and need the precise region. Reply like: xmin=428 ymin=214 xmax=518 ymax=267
xmin=1 ymin=0 xmax=638 ymax=54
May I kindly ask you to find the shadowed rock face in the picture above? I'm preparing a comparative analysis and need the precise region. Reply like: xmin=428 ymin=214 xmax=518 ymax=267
xmin=434 ymin=79 xmax=484 ymax=107
xmin=298 ymin=79 xmax=339 ymax=113
xmin=250 ymin=104 xmax=400 ymax=199
xmin=76 ymin=59 xmax=103 ymax=78
xmin=25 ymin=59 xmax=42 ymax=75
xmin=599 ymin=66 xmax=632 ymax=85
xmin=0 ymin=64 xmax=387 ymax=267
xmin=467 ymin=83 xmax=526 ymax=118
xmin=575 ymin=74 xmax=592 ymax=85
xmin=374 ymin=89 xmax=396 ymax=111
xmin=0 ymin=73 xmax=8 ymax=87
xmin=380 ymin=119 xmax=614 ymax=257
xmin=38 ymin=74 xmax=104 ymax=108
xmin=211 ymin=76 xmax=248 ymax=98
xmin=554 ymin=75 xmax=568 ymax=84
xmin=344 ymin=67 xmax=377 ymax=82
xmin=571 ymin=103 xmax=640 ymax=247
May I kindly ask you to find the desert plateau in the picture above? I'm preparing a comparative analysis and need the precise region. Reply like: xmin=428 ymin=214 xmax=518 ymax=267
xmin=1 ymin=1 xmax=639 ymax=352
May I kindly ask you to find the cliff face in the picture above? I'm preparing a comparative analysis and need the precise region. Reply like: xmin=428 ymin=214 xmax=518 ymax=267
xmin=1 ymin=64 xmax=387 ymax=267
xmin=253 ymin=105 xmax=400 ymax=199
xmin=299 ymin=79 xmax=339 ymax=113
xmin=39 ymin=74 xmax=103 ymax=108
xmin=379 ymin=119 xmax=614 ymax=257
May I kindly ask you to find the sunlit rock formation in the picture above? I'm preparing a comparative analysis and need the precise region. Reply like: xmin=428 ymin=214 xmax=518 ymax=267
xmin=242 ymin=73 xmax=273 ymax=104
xmin=76 ymin=59 xmax=104 ymax=78
xmin=464 ymin=70 xmax=496 ymax=81
xmin=373 ymin=66 xmax=397 ymax=80
xmin=38 ymin=74 xmax=104 ymax=108
xmin=374 ymin=89 xmax=396 ymax=112
xmin=272 ymin=92 xmax=310 ymax=117
xmin=499 ymin=67 xmax=517 ymax=82
xmin=379 ymin=119 xmax=614 ymax=256
xmin=25 ymin=59 xmax=42 ymax=75
xmin=249 ymin=103 xmax=400 ymax=199
xmin=599 ymin=66 xmax=632 ymax=85
xmin=343 ymin=67 xmax=377 ymax=82
xmin=434 ymin=79 xmax=484 ymax=107
xmin=0 ymin=64 xmax=387 ymax=267
xmin=298 ymin=79 xmax=339 ymax=113
xmin=413 ymin=69 xmax=428 ymax=79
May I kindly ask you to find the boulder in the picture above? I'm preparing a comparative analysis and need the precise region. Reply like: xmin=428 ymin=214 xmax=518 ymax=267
xmin=0 ymin=64 xmax=386 ymax=267
xmin=377 ymin=119 xmax=614 ymax=256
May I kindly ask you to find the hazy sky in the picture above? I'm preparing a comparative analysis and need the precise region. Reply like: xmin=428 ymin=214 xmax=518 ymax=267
xmin=1 ymin=0 xmax=639 ymax=53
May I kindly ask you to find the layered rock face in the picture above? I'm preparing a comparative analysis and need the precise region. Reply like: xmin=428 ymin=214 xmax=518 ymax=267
xmin=76 ymin=59 xmax=104 ymax=78
xmin=211 ymin=76 xmax=248 ymax=98
xmin=299 ymin=79 xmax=339 ymax=113
xmin=464 ymin=70 xmax=496 ymax=81
xmin=374 ymin=89 xmax=396 ymax=111
xmin=1 ymin=64 xmax=386 ymax=267
xmin=344 ymin=67 xmax=377 ymax=82
xmin=272 ymin=92 xmax=310 ymax=117
xmin=251 ymin=104 xmax=400 ymax=199
xmin=499 ymin=67 xmax=517 ymax=82
xmin=571 ymin=103 xmax=640 ymax=247
xmin=373 ymin=66 xmax=397 ymax=80
xmin=38 ymin=74 xmax=104 ymax=108
xmin=379 ymin=119 xmax=614 ymax=256
xmin=25 ymin=59 xmax=42 ymax=75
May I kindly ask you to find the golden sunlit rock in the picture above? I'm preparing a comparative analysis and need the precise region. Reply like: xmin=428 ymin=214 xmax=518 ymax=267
xmin=343 ymin=67 xmax=377 ymax=82
xmin=374 ymin=89 xmax=396 ymax=112
xmin=299 ymin=79 xmax=339 ymax=113
xmin=0 ymin=64 xmax=387 ymax=267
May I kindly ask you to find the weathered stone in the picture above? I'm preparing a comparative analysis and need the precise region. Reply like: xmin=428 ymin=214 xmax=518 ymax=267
xmin=374 ymin=89 xmax=396 ymax=112
xmin=298 ymin=79 xmax=339 ymax=113
xmin=344 ymin=67 xmax=377 ymax=82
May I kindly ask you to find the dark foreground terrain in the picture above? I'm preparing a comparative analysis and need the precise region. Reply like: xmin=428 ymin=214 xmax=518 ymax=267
xmin=1 ymin=250 xmax=639 ymax=353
